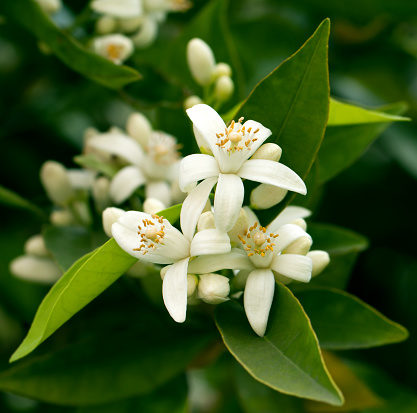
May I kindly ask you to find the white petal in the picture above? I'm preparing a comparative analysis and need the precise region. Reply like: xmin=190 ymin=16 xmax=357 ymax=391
xmin=237 ymin=159 xmax=306 ymax=195
xmin=186 ymin=104 xmax=225 ymax=157
xmin=188 ymin=249 xmax=253 ymax=274
xmin=267 ymin=206 xmax=312 ymax=234
xmin=243 ymin=206 xmax=259 ymax=227
xmin=88 ymin=134 xmax=143 ymax=166
xmin=179 ymin=154 xmax=220 ymax=192
xmin=91 ymin=0 xmax=142 ymax=18
xmin=271 ymin=254 xmax=312 ymax=282
xmin=180 ymin=177 xmax=218 ymax=241
xmin=110 ymin=166 xmax=146 ymax=204
xmin=145 ymin=180 xmax=172 ymax=206
xmin=162 ymin=257 xmax=190 ymax=323
xmin=112 ymin=211 xmax=190 ymax=264
xmin=67 ymin=169 xmax=96 ymax=190
xmin=214 ymin=173 xmax=244 ymax=233
xmin=273 ymin=224 xmax=311 ymax=253
xmin=190 ymin=229 xmax=231 ymax=257
xmin=244 ymin=269 xmax=275 ymax=336
xmin=240 ymin=120 xmax=272 ymax=161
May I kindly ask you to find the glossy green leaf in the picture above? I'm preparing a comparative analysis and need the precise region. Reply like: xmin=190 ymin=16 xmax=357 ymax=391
xmin=296 ymin=287 xmax=409 ymax=350
xmin=215 ymin=283 xmax=343 ymax=406
xmin=0 ymin=185 xmax=44 ymax=218
xmin=10 ymin=238 xmax=137 ymax=362
xmin=2 ymin=324 xmax=210 ymax=405
xmin=318 ymin=102 xmax=408 ymax=183
xmin=73 ymin=155 xmax=119 ymax=178
xmin=3 ymin=0 xmax=141 ymax=89
xmin=43 ymin=226 xmax=107 ymax=271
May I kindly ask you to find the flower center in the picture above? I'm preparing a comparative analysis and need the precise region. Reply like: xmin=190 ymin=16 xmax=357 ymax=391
xmin=133 ymin=214 xmax=166 ymax=255
xmin=146 ymin=132 xmax=181 ymax=165
xmin=106 ymin=44 xmax=123 ymax=60
xmin=215 ymin=117 xmax=260 ymax=154
xmin=170 ymin=0 xmax=192 ymax=11
xmin=238 ymin=221 xmax=278 ymax=258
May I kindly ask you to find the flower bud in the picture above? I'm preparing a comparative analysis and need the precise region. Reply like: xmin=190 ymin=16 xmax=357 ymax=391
xmin=40 ymin=161 xmax=74 ymax=206
xmin=183 ymin=95 xmax=203 ymax=111
xmin=131 ymin=17 xmax=158 ymax=48
xmin=307 ymin=250 xmax=330 ymax=277
xmin=143 ymin=198 xmax=166 ymax=215
xmin=250 ymin=184 xmax=287 ymax=209
xmin=118 ymin=16 xmax=143 ymax=33
xmin=198 ymin=273 xmax=230 ymax=304
xmin=24 ymin=235 xmax=49 ymax=257
xmin=251 ymin=143 xmax=282 ymax=162
xmin=228 ymin=208 xmax=249 ymax=246
xmin=187 ymin=38 xmax=215 ymax=86
xmin=93 ymin=176 xmax=112 ymax=212
xmin=126 ymin=112 xmax=153 ymax=147
xmin=283 ymin=236 xmax=312 ymax=255
xmin=291 ymin=218 xmax=307 ymax=231
xmin=213 ymin=62 xmax=232 ymax=78
xmin=102 ymin=207 xmax=125 ymax=237
xmin=95 ymin=16 xmax=117 ymax=35
xmin=92 ymin=34 xmax=134 ymax=65
xmin=10 ymin=255 xmax=61 ymax=284
xmin=197 ymin=211 xmax=216 ymax=231
xmin=187 ymin=274 xmax=198 ymax=297
xmin=36 ymin=0 xmax=62 ymax=14
xmin=214 ymin=75 xmax=234 ymax=102
xmin=50 ymin=209 xmax=75 ymax=226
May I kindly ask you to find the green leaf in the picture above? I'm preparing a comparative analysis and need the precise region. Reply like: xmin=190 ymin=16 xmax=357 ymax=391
xmin=2 ymin=325 xmax=210 ymax=405
xmin=3 ymin=0 xmax=141 ymax=89
xmin=318 ymin=101 xmax=408 ymax=183
xmin=73 ymin=155 xmax=119 ymax=178
xmin=215 ymin=283 xmax=343 ymax=406
xmin=43 ymin=226 xmax=107 ymax=272
xmin=0 ymin=185 xmax=44 ymax=218
xmin=156 ymin=204 xmax=182 ymax=225
xmin=328 ymin=98 xmax=410 ymax=125
xmin=10 ymin=238 xmax=137 ymax=362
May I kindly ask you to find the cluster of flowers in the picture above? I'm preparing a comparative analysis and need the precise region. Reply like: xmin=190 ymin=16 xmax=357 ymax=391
xmin=109 ymin=104 xmax=331 ymax=336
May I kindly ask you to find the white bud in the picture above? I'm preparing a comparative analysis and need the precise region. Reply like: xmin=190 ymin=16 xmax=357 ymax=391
xmin=307 ymin=250 xmax=330 ymax=277
xmin=198 ymin=273 xmax=230 ymax=304
xmin=24 ymin=235 xmax=49 ymax=257
xmin=118 ymin=16 xmax=143 ymax=33
xmin=40 ymin=161 xmax=74 ymax=206
xmin=187 ymin=274 xmax=198 ymax=297
xmin=187 ymin=38 xmax=215 ymax=86
xmin=227 ymin=208 xmax=249 ymax=246
xmin=93 ymin=176 xmax=112 ymax=212
xmin=126 ymin=112 xmax=153 ymax=147
xmin=273 ymin=273 xmax=293 ymax=285
xmin=214 ymin=75 xmax=234 ymax=102
xmin=67 ymin=169 xmax=96 ymax=190
xmin=102 ymin=207 xmax=125 ymax=237
xmin=291 ymin=218 xmax=307 ymax=231
xmin=283 ymin=236 xmax=312 ymax=255
xmin=92 ymin=34 xmax=134 ymax=65
xmin=145 ymin=181 xmax=172 ymax=207
xmin=250 ymin=184 xmax=288 ymax=209
xmin=251 ymin=143 xmax=282 ymax=162
xmin=183 ymin=95 xmax=203 ymax=111
xmin=213 ymin=62 xmax=232 ymax=78
xmin=10 ymin=255 xmax=61 ymax=284
xmin=36 ymin=0 xmax=62 ymax=14
xmin=50 ymin=209 xmax=75 ymax=226
xmin=131 ymin=17 xmax=158 ymax=48
xmin=91 ymin=0 xmax=142 ymax=18
xmin=143 ymin=198 xmax=166 ymax=215
xmin=96 ymin=16 xmax=117 ymax=34
xmin=197 ymin=211 xmax=216 ymax=231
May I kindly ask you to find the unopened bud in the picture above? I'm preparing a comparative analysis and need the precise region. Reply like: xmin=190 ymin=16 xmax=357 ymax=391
xmin=102 ymin=207 xmax=125 ymax=237
xmin=284 ymin=236 xmax=312 ymax=255
xmin=93 ymin=176 xmax=111 ymax=212
xmin=143 ymin=198 xmax=166 ymax=215
xmin=214 ymin=75 xmax=234 ymax=102
xmin=251 ymin=143 xmax=282 ymax=162
xmin=92 ymin=34 xmax=134 ymax=65
xmin=198 ymin=211 xmax=216 ymax=231
xmin=50 ymin=209 xmax=75 ymax=226
xmin=307 ymin=250 xmax=330 ymax=277
xmin=187 ymin=38 xmax=215 ymax=86
xmin=250 ymin=184 xmax=288 ymax=209
xmin=198 ymin=273 xmax=230 ymax=304
xmin=36 ymin=0 xmax=62 ymax=14
xmin=291 ymin=218 xmax=307 ymax=231
xmin=126 ymin=112 xmax=153 ymax=147
xmin=131 ymin=17 xmax=158 ymax=48
xmin=40 ymin=161 xmax=74 ymax=206
xmin=10 ymin=255 xmax=61 ymax=284
xmin=95 ymin=16 xmax=117 ymax=34
xmin=183 ymin=95 xmax=203 ymax=111
xmin=228 ymin=208 xmax=249 ymax=246
xmin=187 ymin=274 xmax=198 ymax=297
xmin=24 ymin=235 xmax=49 ymax=257
xmin=118 ymin=16 xmax=143 ymax=33
xmin=213 ymin=62 xmax=232 ymax=78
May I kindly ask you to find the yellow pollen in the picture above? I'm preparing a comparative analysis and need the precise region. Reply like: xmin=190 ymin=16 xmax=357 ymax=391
xmin=107 ymin=44 xmax=122 ymax=60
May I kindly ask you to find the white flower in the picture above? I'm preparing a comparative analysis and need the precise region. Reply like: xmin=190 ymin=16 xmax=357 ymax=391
xmin=179 ymin=104 xmax=307 ymax=234
xmin=112 ymin=210 xmax=230 ymax=323
xmin=91 ymin=0 xmax=143 ymax=18
xmin=187 ymin=206 xmax=313 ymax=337
xmin=92 ymin=34 xmax=134 ymax=65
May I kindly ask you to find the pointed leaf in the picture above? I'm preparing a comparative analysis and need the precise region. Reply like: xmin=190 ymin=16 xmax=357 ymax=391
xmin=0 ymin=185 xmax=44 ymax=218
xmin=215 ymin=283 xmax=343 ymax=405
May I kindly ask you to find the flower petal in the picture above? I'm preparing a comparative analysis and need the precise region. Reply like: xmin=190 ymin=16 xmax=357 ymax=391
xmin=190 ymin=229 xmax=231 ymax=257
xmin=243 ymin=206 xmax=259 ymax=227
xmin=91 ymin=0 xmax=142 ymax=18
xmin=162 ymin=257 xmax=190 ymax=323
xmin=179 ymin=154 xmax=220 ymax=192
xmin=273 ymin=224 xmax=311 ymax=253
xmin=188 ymin=249 xmax=253 ymax=274
xmin=145 ymin=180 xmax=172 ymax=206
xmin=237 ymin=159 xmax=306 ymax=195
xmin=180 ymin=177 xmax=217 ymax=241
xmin=267 ymin=206 xmax=312 ymax=234
xmin=244 ymin=269 xmax=275 ymax=337
xmin=214 ymin=173 xmax=244 ymax=233
xmin=110 ymin=166 xmax=146 ymax=204
xmin=240 ymin=120 xmax=272 ymax=161
xmin=271 ymin=254 xmax=312 ymax=282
